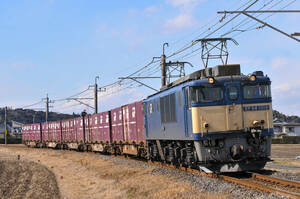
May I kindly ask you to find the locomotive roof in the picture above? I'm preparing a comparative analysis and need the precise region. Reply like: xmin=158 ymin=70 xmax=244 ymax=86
xmin=146 ymin=64 xmax=270 ymax=99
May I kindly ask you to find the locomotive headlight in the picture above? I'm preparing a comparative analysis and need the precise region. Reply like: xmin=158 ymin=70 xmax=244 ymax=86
xmin=208 ymin=77 xmax=215 ymax=84
xmin=249 ymin=75 xmax=256 ymax=81
xmin=203 ymin=122 xmax=209 ymax=128
xmin=253 ymin=120 xmax=259 ymax=126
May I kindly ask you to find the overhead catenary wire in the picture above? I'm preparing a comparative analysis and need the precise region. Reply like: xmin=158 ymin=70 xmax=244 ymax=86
xmin=230 ymin=0 xmax=298 ymax=38
xmin=19 ymin=100 xmax=44 ymax=109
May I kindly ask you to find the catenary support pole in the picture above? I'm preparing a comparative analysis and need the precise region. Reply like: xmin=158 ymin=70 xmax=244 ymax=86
xmin=4 ymin=107 xmax=7 ymax=145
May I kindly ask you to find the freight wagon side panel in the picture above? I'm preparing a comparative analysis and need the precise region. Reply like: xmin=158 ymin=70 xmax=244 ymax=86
xmin=111 ymin=107 xmax=124 ymax=143
xmin=28 ymin=124 xmax=33 ymax=141
xmin=41 ymin=122 xmax=48 ymax=142
xmin=70 ymin=119 xmax=76 ymax=142
xmin=135 ymin=101 xmax=145 ymax=143
xmin=47 ymin=122 xmax=54 ymax=141
xmin=102 ymin=112 xmax=111 ymax=142
xmin=22 ymin=125 xmax=29 ymax=141
xmin=127 ymin=102 xmax=137 ymax=143
xmin=75 ymin=117 xmax=84 ymax=142
xmin=61 ymin=120 xmax=68 ymax=142
xmin=122 ymin=105 xmax=130 ymax=142
xmin=89 ymin=114 xmax=98 ymax=142
xmin=54 ymin=121 xmax=62 ymax=142
xmin=84 ymin=115 xmax=91 ymax=143
xmin=33 ymin=123 xmax=41 ymax=141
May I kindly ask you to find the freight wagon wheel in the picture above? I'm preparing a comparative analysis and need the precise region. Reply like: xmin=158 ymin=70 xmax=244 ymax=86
xmin=63 ymin=144 xmax=68 ymax=150
xmin=78 ymin=145 xmax=84 ymax=152
xmin=83 ymin=145 xmax=87 ymax=152
xmin=87 ymin=145 xmax=92 ymax=152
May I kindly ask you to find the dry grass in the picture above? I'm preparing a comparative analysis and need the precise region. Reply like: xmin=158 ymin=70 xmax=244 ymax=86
xmin=0 ymin=159 xmax=60 ymax=199
xmin=0 ymin=145 xmax=229 ymax=199
xmin=269 ymin=144 xmax=300 ymax=173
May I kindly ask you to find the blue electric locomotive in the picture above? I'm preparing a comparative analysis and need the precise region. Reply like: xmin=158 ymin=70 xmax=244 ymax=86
xmin=144 ymin=64 xmax=273 ymax=173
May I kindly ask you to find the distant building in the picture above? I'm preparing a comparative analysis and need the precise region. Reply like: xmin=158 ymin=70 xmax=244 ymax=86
xmin=273 ymin=122 xmax=300 ymax=137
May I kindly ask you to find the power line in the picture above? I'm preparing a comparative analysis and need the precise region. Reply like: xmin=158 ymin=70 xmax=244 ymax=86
xmin=231 ymin=0 xmax=298 ymax=38
xmin=20 ymin=100 xmax=43 ymax=109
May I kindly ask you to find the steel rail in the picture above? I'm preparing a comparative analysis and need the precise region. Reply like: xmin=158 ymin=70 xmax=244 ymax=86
xmin=115 ymin=155 xmax=300 ymax=198
xmin=30 ymin=147 xmax=300 ymax=198
xmin=219 ymin=175 xmax=300 ymax=199
xmin=252 ymin=173 xmax=300 ymax=189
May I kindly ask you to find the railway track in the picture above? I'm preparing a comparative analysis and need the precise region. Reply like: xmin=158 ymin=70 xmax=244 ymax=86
xmin=219 ymin=173 xmax=300 ymax=199
xmin=37 ymin=148 xmax=300 ymax=198
xmin=96 ymin=153 xmax=300 ymax=198
xmin=122 ymin=155 xmax=300 ymax=198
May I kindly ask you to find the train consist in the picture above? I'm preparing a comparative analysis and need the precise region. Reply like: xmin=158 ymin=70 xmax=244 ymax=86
xmin=22 ymin=64 xmax=273 ymax=173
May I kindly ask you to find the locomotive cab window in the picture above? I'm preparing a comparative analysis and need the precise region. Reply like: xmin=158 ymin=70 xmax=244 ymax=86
xmin=191 ymin=86 xmax=223 ymax=103
xmin=243 ymin=84 xmax=271 ymax=99
xmin=228 ymin=86 xmax=238 ymax=100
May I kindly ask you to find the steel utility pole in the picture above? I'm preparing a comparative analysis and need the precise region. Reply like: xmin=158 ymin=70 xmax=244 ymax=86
xmin=46 ymin=94 xmax=49 ymax=122
xmin=4 ymin=107 xmax=7 ymax=145
xmin=88 ymin=76 xmax=99 ymax=114
xmin=94 ymin=76 xmax=99 ymax=114
xmin=44 ymin=94 xmax=54 ymax=122
xmin=161 ymin=42 xmax=168 ymax=88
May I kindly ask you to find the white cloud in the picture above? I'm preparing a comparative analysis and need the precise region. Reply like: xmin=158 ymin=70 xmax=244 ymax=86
xmin=128 ymin=5 xmax=159 ymax=17
xmin=0 ymin=61 xmax=34 ymax=69
xmin=163 ymin=0 xmax=205 ymax=33
xmin=271 ymin=57 xmax=289 ymax=69
xmin=144 ymin=6 xmax=158 ymax=16
xmin=164 ymin=14 xmax=197 ymax=33
xmin=268 ymin=57 xmax=300 ymax=115
xmin=166 ymin=0 xmax=204 ymax=9
xmin=98 ymin=86 xmax=145 ymax=112
xmin=11 ymin=61 xmax=34 ymax=69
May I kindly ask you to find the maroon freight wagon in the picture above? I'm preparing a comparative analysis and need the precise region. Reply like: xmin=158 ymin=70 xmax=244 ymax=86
xmin=32 ymin=123 xmax=42 ymax=142
xmin=61 ymin=119 xmax=75 ymax=143
xmin=122 ymin=100 xmax=145 ymax=144
xmin=74 ymin=117 xmax=84 ymax=142
xmin=111 ymin=107 xmax=124 ymax=143
xmin=22 ymin=123 xmax=41 ymax=147
xmin=47 ymin=121 xmax=62 ymax=142
xmin=41 ymin=122 xmax=48 ymax=142
xmin=22 ymin=124 xmax=31 ymax=141
xmin=85 ymin=115 xmax=91 ymax=143
xmin=89 ymin=112 xmax=111 ymax=143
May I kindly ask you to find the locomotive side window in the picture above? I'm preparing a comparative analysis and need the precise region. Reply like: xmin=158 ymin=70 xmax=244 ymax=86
xmin=184 ymin=87 xmax=191 ymax=108
xmin=160 ymin=93 xmax=177 ymax=123
xmin=191 ymin=86 xmax=223 ymax=103
xmin=243 ymin=84 xmax=271 ymax=99
xmin=148 ymin=101 xmax=154 ymax=114
xmin=228 ymin=86 xmax=238 ymax=100
xmin=177 ymin=91 xmax=182 ymax=107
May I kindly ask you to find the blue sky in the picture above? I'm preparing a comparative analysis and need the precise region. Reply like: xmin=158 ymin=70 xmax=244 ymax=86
xmin=0 ymin=0 xmax=300 ymax=115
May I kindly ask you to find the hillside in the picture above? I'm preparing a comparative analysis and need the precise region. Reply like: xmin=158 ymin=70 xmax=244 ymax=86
xmin=0 ymin=108 xmax=79 ymax=125
xmin=273 ymin=110 xmax=300 ymax=123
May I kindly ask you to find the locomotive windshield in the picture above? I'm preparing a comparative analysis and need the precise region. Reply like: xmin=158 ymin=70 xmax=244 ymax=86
xmin=243 ymin=84 xmax=271 ymax=99
xmin=191 ymin=86 xmax=223 ymax=103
